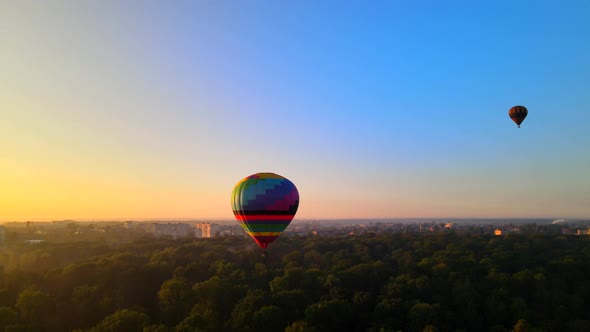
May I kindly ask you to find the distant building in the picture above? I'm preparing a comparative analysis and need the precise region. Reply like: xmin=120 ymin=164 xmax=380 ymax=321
xmin=24 ymin=240 xmax=45 ymax=244
xmin=444 ymin=223 xmax=455 ymax=229
xmin=146 ymin=223 xmax=193 ymax=239
xmin=561 ymin=227 xmax=575 ymax=235
xmin=577 ymin=229 xmax=590 ymax=235
xmin=194 ymin=223 xmax=220 ymax=238
xmin=51 ymin=220 xmax=76 ymax=227
xmin=494 ymin=229 xmax=502 ymax=236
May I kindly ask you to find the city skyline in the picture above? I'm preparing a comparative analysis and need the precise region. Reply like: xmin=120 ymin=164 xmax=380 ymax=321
xmin=2 ymin=1 xmax=590 ymax=221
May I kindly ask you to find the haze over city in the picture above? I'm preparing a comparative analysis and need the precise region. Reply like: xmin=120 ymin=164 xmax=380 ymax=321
xmin=2 ymin=1 xmax=589 ymax=222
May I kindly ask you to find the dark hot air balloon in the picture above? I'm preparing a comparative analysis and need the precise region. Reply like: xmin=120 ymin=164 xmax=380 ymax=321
xmin=231 ymin=172 xmax=299 ymax=252
xmin=509 ymin=105 xmax=528 ymax=128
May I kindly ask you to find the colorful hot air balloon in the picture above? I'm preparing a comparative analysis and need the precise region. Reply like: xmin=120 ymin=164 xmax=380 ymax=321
xmin=231 ymin=172 xmax=299 ymax=251
xmin=509 ymin=105 xmax=528 ymax=128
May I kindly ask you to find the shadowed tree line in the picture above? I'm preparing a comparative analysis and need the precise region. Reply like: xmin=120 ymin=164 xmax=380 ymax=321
xmin=1 ymin=232 xmax=590 ymax=331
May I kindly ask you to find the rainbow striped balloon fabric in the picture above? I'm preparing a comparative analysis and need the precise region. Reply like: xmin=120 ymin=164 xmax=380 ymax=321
xmin=231 ymin=172 xmax=299 ymax=249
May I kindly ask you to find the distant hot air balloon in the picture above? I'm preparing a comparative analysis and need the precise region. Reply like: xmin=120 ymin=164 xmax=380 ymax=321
xmin=508 ymin=105 xmax=528 ymax=128
xmin=231 ymin=172 xmax=299 ymax=252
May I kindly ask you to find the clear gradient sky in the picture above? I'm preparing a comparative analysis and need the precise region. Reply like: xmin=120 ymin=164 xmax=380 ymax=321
xmin=1 ymin=1 xmax=589 ymax=221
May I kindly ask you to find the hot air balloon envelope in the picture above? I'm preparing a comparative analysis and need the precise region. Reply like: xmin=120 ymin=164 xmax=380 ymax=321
xmin=231 ymin=172 xmax=299 ymax=249
xmin=509 ymin=105 xmax=528 ymax=128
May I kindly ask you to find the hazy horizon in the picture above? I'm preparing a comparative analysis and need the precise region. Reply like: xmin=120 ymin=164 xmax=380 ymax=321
xmin=2 ymin=216 xmax=587 ymax=225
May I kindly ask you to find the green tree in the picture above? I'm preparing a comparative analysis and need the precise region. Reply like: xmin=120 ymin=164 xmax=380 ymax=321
xmin=272 ymin=289 xmax=312 ymax=323
xmin=86 ymin=309 xmax=150 ymax=332
xmin=0 ymin=306 xmax=18 ymax=331
xmin=175 ymin=311 xmax=208 ymax=332
xmin=372 ymin=298 xmax=404 ymax=330
xmin=69 ymin=284 xmax=106 ymax=328
xmin=285 ymin=320 xmax=317 ymax=332
xmin=408 ymin=302 xmax=440 ymax=332
xmin=158 ymin=278 xmax=193 ymax=325
xmin=228 ymin=289 xmax=267 ymax=331
xmin=251 ymin=305 xmax=285 ymax=332
xmin=143 ymin=324 xmax=171 ymax=332
xmin=513 ymin=319 xmax=530 ymax=332
xmin=283 ymin=251 xmax=304 ymax=268
xmin=303 ymin=250 xmax=323 ymax=268
xmin=304 ymin=300 xmax=355 ymax=331
xmin=15 ymin=288 xmax=50 ymax=322
xmin=192 ymin=276 xmax=246 ymax=330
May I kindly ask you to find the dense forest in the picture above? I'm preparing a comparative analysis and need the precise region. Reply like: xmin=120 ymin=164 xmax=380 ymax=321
xmin=1 ymin=228 xmax=590 ymax=331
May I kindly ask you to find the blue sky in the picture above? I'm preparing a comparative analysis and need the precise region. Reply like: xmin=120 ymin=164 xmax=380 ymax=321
xmin=1 ymin=1 xmax=589 ymax=220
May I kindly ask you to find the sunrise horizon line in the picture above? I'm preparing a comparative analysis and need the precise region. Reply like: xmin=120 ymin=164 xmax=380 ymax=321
xmin=2 ymin=215 xmax=588 ymax=223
